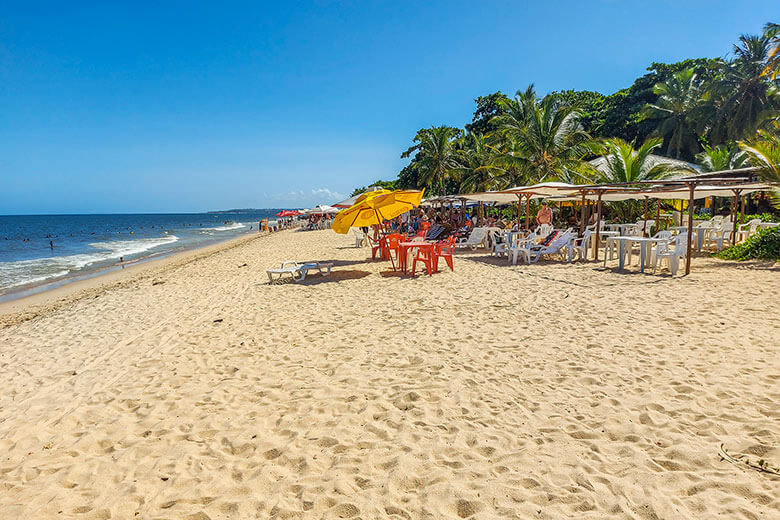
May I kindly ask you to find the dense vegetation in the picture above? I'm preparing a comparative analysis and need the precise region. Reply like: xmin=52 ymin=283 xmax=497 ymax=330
xmin=716 ymin=226 xmax=780 ymax=260
xmin=364 ymin=23 xmax=780 ymax=205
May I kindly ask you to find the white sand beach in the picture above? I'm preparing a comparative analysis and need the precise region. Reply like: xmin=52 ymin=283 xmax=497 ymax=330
xmin=1 ymin=229 xmax=779 ymax=519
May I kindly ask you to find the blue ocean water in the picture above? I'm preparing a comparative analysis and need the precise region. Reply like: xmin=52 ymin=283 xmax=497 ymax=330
xmin=0 ymin=211 xmax=280 ymax=296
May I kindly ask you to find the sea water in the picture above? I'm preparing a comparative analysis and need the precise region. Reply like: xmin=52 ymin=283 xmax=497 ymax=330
xmin=0 ymin=211 xmax=281 ymax=298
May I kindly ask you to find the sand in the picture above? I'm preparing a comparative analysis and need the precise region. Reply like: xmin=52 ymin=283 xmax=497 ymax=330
xmin=1 ymin=229 xmax=778 ymax=519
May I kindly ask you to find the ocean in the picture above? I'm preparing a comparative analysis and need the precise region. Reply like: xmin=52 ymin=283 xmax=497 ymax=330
xmin=0 ymin=211 xmax=281 ymax=300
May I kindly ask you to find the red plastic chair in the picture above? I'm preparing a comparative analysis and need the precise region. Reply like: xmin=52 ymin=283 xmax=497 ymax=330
xmin=411 ymin=244 xmax=436 ymax=276
xmin=371 ymin=236 xmax=385 ymax=260
xmin=435 ymin=236 xmax=456 ymax=272
xmin=386 ymin=234 xmax=402 ymax=262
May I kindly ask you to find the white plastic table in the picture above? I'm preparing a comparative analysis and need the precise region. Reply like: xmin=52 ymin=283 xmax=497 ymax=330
xmin=672 ymin=226 xmax=708 ymax=252
xmin=605 ymin=236 xmax=670 ymax=272
xmin=604 ymin=223 xmax=638 ymax=235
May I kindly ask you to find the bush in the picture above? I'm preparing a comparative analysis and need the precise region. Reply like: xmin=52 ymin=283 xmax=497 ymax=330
xmin=716 ymin=227 xmax=780 ymax=261
xmin=738 ymin=213 xmax=778 ymax=224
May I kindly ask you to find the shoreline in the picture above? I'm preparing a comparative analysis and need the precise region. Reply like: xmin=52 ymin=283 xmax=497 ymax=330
xmin=0 ymin=231 xmax=268 ymax=326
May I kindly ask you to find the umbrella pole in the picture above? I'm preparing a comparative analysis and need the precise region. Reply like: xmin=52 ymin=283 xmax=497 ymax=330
xmin=376 ymin=209 xmax=396 ymax=271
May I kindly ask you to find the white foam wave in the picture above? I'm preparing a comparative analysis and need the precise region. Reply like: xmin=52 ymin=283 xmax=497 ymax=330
xmin=203 ymin=222 xmax=246 ymax=231
xmin=0 ymin=235 xmax=179 ymax=290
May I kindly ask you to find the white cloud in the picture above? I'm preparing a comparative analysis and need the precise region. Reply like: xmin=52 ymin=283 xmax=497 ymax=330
xmin=266 ymin=187 xmax=347 ymax=207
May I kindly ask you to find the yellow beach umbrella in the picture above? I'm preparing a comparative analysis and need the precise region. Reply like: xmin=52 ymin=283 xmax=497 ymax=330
xmin=331 ymin=189 xmax=425 ymax=234
xmin=331 ymin=189 xmax=425 ymax=270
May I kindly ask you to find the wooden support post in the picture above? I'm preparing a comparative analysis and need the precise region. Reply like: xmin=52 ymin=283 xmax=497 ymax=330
xmin=525 ymin=194 xmax=531 ymax=230
xmin=594 ymin=191 xmax=603 ymax=261
xmin=685 ymin=182 xmax=695 ymax=276
xmin=655 ymin=198 xmax=661 ymax=231
xmin=642 ymin=197 xmax=649 ymax=236
xmin=579 ymin=191 xmax=587 ymax=237
xmin=731 ymin=189 xmax=742 ymax=245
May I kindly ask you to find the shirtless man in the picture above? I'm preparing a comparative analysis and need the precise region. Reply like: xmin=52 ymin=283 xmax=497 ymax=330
xmin=536 ymin=201 xmax=552 ymax=226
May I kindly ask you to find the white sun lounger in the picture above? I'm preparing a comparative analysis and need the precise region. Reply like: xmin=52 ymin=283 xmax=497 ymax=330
xmin=267 ymin=261 xmax=333 ymax=283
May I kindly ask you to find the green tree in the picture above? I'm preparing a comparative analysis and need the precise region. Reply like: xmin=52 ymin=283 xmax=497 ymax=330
xmin=712 ymin=32 xmax=780 ymax=141
xmin=494 ymin=86 xmax=594 ymax=183
xmin=401 ymin=126 xmax=463 ymax=195
xmin=456 ymin=133 xmax=500 ymax=193
xmin=548 ymin=89 xmax=607 ymax=134
xmin=594 ymin=137 xmax=687 ymax=183
xmin=465 ymin=92 xmax=510 ymax=135
xmin=599 ymin=58 xmax=722 ymax=143
xmin=740 ymin=130 xmax=780 ymax=207
xmin=643 ymin=68 xmax=712 ymax=159
xmin=762 ymin=22 xmax=780 ymax=79
xmin=593 ymin=137 xmax=691 ymax=221
xmin=695 ymin=143 xmax=749 ymax=172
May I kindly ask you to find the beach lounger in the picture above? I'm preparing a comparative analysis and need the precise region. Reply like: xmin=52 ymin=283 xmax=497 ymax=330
xmin=516 ymin=229 xmax=575 ymax=264
xmin=267 ymin=261 xmax=333 ymax=283
xmin=455 ymin=227 xmax=490 ymax=250
xmin=425 ymin=224 xmax=446 ymax=241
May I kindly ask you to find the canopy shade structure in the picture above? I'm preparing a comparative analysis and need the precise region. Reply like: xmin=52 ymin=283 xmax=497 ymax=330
xmin=331 ymin=189 xmax=425 ymax=234
xmin=274 ymin=209 xmax=301 ymax=217
xmin=500 ymin=182 xmax=589 ymax=198
xmin=301 ymin=205 xmax=340 ymax=215
xmin=549 ymin=182 xmax=772 ymax=202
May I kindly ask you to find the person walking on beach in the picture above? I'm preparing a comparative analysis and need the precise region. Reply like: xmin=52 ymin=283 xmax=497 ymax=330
xmin=536 ymin=200 xmax=552 ymax=226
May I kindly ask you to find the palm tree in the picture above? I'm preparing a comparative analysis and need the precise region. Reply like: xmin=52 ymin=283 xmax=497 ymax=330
xmin=695 ymin=143 xmax=749 ymax=172
xmin=595 ymin=137 xmax=687 ymax=183
xmin=493 ymin=86 xmax=593 ymax=183
xmin=643 ymin=68 xmax=711 ymax=159
xmin=401 ymin=126 xmax=462 ymax=195
xmin=594 ymin=137 xmax=691 ymax=222
xmin=763 ymin=22 xmax=780 ymax=80
xmin=739 ymin=130 xmax=780 ymax=207
xmin=713 ymin=32 xmax=780 ymax=141
xmin=456 ymin=133 xmax=499 ymax=193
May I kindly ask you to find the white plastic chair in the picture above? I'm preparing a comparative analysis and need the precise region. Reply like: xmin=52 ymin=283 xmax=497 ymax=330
xmin=568 ymin=229 xmax=594 ymax=262
xmin=653 ymin=235 xmax=687 ymax=276
xmin=706 ymin=221 xmax=734 ymax=251
xmin=353 ymin=229 xmax=367 ymax=248
xmin=491 ymin=229 xmax=508 ymax=257
xmin=736 ymin=219 xmax=761 ymax=242
xmin=648 ymin=230 xmax=673 ymax=264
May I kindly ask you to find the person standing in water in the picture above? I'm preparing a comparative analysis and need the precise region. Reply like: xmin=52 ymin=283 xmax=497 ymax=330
xmin=49 ymin=240 xmax=54 ymax=250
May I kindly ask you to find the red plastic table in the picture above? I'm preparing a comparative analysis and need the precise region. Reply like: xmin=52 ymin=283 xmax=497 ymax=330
xmin=398 ymin=241 xmax=436 ymax=274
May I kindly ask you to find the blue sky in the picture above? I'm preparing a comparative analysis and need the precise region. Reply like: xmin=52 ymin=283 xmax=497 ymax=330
xmin=0 ymin=1 xmax=775 ymax=214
